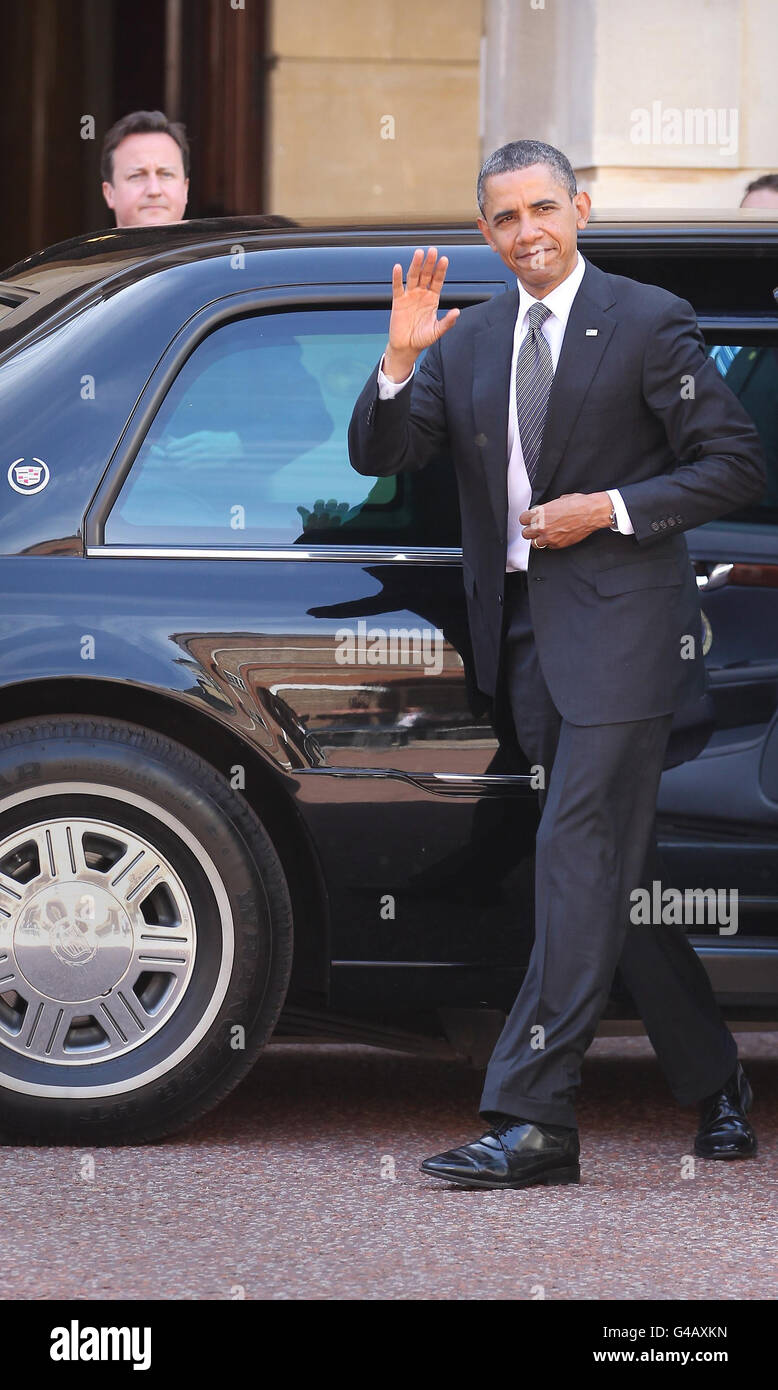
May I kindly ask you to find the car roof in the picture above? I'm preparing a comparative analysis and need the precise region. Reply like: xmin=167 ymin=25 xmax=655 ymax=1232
xmin=1 ymin=209 xmax=776 ymax=361
xmin=4 ymin=206 xmax=778 ymax=286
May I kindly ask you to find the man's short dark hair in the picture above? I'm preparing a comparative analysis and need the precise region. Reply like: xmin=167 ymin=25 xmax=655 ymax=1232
xmin=101 ymin=110 xmax=190 ymax=184
xmin=477 ymin=140 xmax=577 ymax=214
xmin=742 ymin=172 xmax=778 ymax=198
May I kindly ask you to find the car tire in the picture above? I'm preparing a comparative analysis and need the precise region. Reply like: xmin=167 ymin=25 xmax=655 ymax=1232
xmin=0 ymin=717 xmax=293 ymax=1145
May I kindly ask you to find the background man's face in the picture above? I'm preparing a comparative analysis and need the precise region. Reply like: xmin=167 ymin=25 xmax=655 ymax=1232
xmin=740 ymin=188 xmax=778 ymax=209
xmin=102 ymin=132 xmax=189 ymax=227
xmin=477 ymin=163 xmax=591 ymax=295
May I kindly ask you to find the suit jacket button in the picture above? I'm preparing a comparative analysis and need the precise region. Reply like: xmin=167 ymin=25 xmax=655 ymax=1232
xmin=497 ymin=594 xmax=503 ymax=606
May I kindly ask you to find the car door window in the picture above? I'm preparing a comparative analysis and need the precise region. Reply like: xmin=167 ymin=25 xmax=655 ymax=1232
xmin=105 ymin=308 xmax=461 ymax=549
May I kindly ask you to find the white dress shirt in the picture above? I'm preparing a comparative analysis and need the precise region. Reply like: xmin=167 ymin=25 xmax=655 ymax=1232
xmin=376 ymin=251 xmax=634 ymax=570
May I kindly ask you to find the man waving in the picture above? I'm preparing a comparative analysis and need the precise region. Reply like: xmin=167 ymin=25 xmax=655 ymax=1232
xmin=348 ymin=140 xmax=766 ymax=1190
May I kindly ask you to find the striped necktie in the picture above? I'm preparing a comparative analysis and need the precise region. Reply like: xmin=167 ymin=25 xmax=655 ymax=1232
xmin=516 ymin=302 xmax=553 ymax=486
xmin=710 ymin=343 xmax=740 ymax=376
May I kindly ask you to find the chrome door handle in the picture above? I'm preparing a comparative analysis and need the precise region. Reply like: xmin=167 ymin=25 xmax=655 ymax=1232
xmin=695 ymin=562 xmax=734 ymax=591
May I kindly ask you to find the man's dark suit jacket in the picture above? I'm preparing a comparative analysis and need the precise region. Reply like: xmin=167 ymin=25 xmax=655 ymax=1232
xmin=348 ymin=256 xmax=766 ymax=732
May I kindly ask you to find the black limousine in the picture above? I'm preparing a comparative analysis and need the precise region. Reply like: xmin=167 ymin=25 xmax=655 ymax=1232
xmin=0 ymin=213 xmax=776 ymax=1143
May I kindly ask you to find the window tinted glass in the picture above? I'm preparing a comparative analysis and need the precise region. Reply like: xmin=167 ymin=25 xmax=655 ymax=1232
xmin=105 ymin=308 xmax=461 ymax=548
xmin=707 ymin=341 xmax=778 ymax=519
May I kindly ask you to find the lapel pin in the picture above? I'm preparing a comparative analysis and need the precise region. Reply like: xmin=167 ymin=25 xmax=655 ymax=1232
xmin=585 ymin=328 xmax=598 ymax=336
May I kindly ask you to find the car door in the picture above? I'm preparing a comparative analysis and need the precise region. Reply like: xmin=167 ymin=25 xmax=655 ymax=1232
xmin=87 ymin=279 xmax=540 ymax=1004
xmin=657 ymin=316 xmax=778 ymax=999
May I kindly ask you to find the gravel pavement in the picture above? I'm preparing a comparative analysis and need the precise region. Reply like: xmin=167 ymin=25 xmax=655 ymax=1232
xmin=3 ymin=1032 xmax=776 ymax=1301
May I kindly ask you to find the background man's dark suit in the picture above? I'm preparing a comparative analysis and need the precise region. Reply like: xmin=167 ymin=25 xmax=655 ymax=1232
xmin=349 ymin=257 xmax=766 ymax=1127
xmin=722 ymin=345 xmax=778 ymax=506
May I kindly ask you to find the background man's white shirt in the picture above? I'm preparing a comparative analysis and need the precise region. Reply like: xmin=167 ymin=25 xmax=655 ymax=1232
xmin=376 ymin=251 xmax=634 ymax=570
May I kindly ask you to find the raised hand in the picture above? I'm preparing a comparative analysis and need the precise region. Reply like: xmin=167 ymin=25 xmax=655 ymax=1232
xmin=384 ymin=247 xmax=460 ymax=380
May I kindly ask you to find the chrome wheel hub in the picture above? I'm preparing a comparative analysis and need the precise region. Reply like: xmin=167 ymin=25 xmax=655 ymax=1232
xmin=16 ymin=879 xmax=134 ymax=999
xmin=0 ymin=818 xmax=196 ymax=1064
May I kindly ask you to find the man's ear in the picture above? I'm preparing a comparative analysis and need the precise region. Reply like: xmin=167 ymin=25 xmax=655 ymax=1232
xmin=477 ymin=215 xmax=497 ymax=252
xmin=102 ymin=181 xmax=116 ymax=211
xmin=574 ymin=190 xmax=592 ymax=229
xmin=183 ymin=177 xmax=190 ymax=210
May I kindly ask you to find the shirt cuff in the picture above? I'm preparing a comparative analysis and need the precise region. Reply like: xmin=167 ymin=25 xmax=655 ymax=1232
xmin=377 ymin=354 xmax=415 ymax=399
xmin=606 ymin=488 xmax=635 ymax=535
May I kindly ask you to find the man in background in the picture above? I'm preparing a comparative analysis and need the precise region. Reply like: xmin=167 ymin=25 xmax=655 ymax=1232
xmin=708 ymin=173 xmax=778 ymax=507
xmin=740 ymin=173 xmax=778 ymax=209
xmin=101 ymin=110 xmax=189 ymax=228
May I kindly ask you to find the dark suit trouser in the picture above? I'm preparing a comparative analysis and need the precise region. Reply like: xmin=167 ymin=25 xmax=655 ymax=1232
xmin=478 ymin=570 xmax=737 ymax=1129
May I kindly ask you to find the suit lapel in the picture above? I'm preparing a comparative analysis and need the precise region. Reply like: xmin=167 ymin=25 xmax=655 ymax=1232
xmin=530 ymin=259 xmax=617 ymax=501
xmin=723 ymin=345 xmax=760 ymax=395
xmin=472 ymin=286 xmax=518 ymax=546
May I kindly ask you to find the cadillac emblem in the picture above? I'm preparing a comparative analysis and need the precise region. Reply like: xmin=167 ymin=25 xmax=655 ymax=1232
xmin=7 ymin=457 xmax=50 ymax=495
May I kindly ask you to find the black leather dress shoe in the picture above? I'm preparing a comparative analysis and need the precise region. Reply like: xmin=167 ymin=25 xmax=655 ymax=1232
xmin=420 ymin=1117 xmax=580 ymax=1189
xmin=694 ymin=1062 xmax=756 ymax=1159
